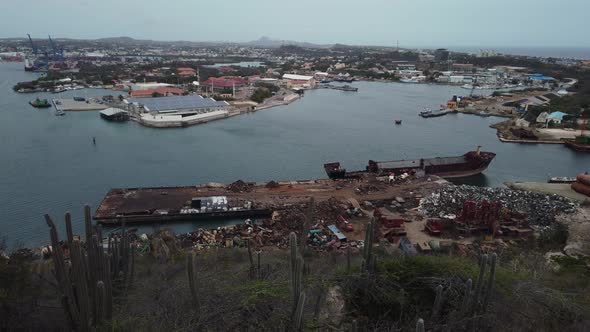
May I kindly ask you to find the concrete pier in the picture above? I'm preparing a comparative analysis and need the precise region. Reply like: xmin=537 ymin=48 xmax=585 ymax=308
xmin=52 ymin=98 xmax=108 ymax=111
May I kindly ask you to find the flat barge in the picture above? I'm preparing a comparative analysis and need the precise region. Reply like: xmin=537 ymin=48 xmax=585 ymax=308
xmin=325 ymin=147 xmax=495 ymax=179
xmin=94 ymin=186 xmax=272 ymax=225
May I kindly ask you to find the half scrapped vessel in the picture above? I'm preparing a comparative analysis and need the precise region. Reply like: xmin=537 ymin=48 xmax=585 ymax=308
xmin=94 ymin=186 xmax=272 ymax=225
xmin=324 ymin=147 xmax=496 ymax=179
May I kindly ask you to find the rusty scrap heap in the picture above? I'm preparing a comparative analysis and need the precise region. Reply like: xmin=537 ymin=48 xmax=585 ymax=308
xmin=420 ymin=185 xmax=577 ymax=226
xmin=173 ymin=197 xmax=358 ymax=251
xmin=227 ymin=180 xmax=254 ymax=193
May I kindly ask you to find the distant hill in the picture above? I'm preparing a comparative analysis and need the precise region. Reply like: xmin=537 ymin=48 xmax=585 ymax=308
xmin=244 ymin=36 xmax=333 ymax=49
xmin=1 ymin=35 xmax=337 ymax=49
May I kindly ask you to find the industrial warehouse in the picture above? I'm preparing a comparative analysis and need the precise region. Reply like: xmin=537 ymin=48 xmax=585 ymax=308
xmin=125 ymin=94 xmax=231 ymax=127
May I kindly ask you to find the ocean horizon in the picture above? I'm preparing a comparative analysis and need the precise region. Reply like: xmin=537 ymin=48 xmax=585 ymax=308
xmin=447 ymin=46 xmax=590 ymax=60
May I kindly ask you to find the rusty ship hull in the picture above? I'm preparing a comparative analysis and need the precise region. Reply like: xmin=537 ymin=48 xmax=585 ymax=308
xmin=94 ymin=186 xmax=272 ymax=225
xmin=325 ymin=150 xmax=496 ymax=179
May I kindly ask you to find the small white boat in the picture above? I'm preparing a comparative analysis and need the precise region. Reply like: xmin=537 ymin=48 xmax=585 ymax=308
xmin=548 ymin=177 xmax=576 ymax=183
xmin=55 ymin=110 xmax=66 ymax=116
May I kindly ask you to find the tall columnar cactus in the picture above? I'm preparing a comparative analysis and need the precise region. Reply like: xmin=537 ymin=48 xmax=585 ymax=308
xmin=65 ymin=212 xmax=74 ymax=244
xmin=45 ymin=206 xmax=129 ymax=330
xmin=128 ymin=245 xmax=135 ymax=289
xmin=289 ymin=232 xmax=305 ymax=322
xmin=84 ymin=204 xmax=93 ymax=243
xmin=96 ymin=281 xmax=106 ymax=326
xmin=346 ymin=247 xmax=351 ymax=274
xmin=256 ymin=250 xmax=261 ymax=278
xmin=472 ymin=254 xmax=488 ymax=314
xmin=431 ymin=284 xmax=444 ymax=319
xmin=301 ymin=197 xmax=314 ymax=255
xmin=45 ymin=215 xmax=82 ymax=330
xmin=293 ymin=292 xmax=306 ymax=332
xmin=187 ymin=251 xmax=200 ymax=310
xmin=362 ymin=220 xmax=375 ymax=273
xmin=289 ymin=232 xmax=298 ymax=281
xmin=482 ymin=253 xmax=497 ymax=312
xmin=247 ymin=238 xmax=254 ymax=267
xmin=460 ymin=278 xmax=473 ymax=316
xmin=416 ymin=318 xmax=425 ymax=332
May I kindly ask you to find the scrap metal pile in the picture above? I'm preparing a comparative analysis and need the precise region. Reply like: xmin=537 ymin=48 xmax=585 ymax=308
xmin=173 ymin=197 xmax=363 ymax=251
xmin=420 ymin=185 xmax=577 ymax=226
xmin=227 ymin=180 xmax=254 ymax=193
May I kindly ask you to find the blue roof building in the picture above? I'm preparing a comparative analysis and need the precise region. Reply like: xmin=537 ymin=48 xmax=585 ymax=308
xmin=126 ymin=95 xmax=229 ymax=114
xmin=547 ymin=111 xmax=567 ymax=121
xmin=528 ymin=73 xmax=555 ymax=81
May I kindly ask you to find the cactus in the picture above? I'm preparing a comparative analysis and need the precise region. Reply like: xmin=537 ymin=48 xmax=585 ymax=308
xmin=256 ymin=250 xmax=261 ymax=278
xmin=70 ymin=240 xmax=91 ymax=328
xmin=247 ymin=238 xmax=254 ymax=267
xmin=482 ymin=253 xmax=497 ymax=312
xmin=346 ymin=247 xmax=351 ymax=273
xmin=128 ymin=245 xmax=135 ymax=288
xmin=187 ymin=251 xmax=200 ymax=310
xmin=65 ymin=212 xmax=73 ymax=244
xmin=460 ymin=278 xmax=473 ymax=316
xmin=293 ymin=292 xmax=306 ymax=332
xmin=416 ymin=318 xmax=425 ymax=332
xmin=301 ymin=197 xmax=314 ymax=255
xmin=84 ymin=204 xmax=93 ymax=243
xmin=45 ymin=214 xmax=82 ymax=329
xmin=289 ymin=232 xmax=298 ymax=280
xmin=96 ymin=281 xmax=106 ymax=325
xmin=431 ymin=284 xmax=443 ymax=319
xmin=472 ymin=254 xmax=488 ymax=313
xmin=289 ymin=232 xmax=304 ymax=318
xmin=362 ymin=221 xmax=374 ymax=273
xmin=45 ymin=206 xmax=129 ymax=330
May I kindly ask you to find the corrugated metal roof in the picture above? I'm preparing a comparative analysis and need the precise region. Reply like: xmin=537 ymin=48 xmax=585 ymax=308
xmin=100 ymin=108 xmax=128 ymax=116
xmin=127 ymin=95 xmax=228 ymax=112
xmin=283 ymin=74 xmax=313 ymax=80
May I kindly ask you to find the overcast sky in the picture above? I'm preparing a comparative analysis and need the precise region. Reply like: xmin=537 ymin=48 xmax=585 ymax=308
xmin=1 ymin=0 xmax=588 ymax=48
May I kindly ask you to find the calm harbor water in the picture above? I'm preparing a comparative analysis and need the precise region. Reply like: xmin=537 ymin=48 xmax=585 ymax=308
xmin=1 ymin=62 xmax=589 ymax=247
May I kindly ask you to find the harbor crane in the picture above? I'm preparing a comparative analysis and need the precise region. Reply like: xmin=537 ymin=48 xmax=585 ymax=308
xmin=48 ymin=35 xmax=64 ymax=61
xmin=27 ymin=34 xmax=38 ymax=56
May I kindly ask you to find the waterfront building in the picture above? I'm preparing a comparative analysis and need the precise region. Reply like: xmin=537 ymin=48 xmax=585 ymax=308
xmin=125 ymin=94 xmax=230 ymax=127
xmin=129 ymin=87 xmax=186 ymax=98
xmin=201 ymin=76 xmax=246 ymax=92
xmin=282 ymin=73 xmax=316 ymax=89
xmin=547 ymin=112 xmax=567 ymax=125
xmin=130 ymin=82 xmax=174 ymax=91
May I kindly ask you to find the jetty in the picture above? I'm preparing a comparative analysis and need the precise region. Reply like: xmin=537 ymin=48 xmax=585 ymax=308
xmin=53 ymin=98 xmax=108 ymax=111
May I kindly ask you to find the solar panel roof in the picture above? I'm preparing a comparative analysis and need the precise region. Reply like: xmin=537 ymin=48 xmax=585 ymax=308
xmin=127 ymin=95 xmax=228 ymax=112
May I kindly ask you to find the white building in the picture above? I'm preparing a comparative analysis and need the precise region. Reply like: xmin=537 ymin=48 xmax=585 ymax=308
xmin=282 ymin=74 xmax=316 ymax=89
xmin=129 ymin=82 xmax=174 ymax=91
xmin=125 ymin=95 xmax=230 ymax=128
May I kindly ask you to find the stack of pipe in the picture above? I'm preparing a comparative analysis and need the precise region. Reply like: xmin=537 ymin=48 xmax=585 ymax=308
xmin=571 ymin=173 xmax=590 ymax=197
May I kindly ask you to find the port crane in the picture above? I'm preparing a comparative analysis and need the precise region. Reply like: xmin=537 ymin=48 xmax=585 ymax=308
xmin=48 ymin=35 xmax=64 ymax=61
xmin=27 ymin=34 xmax=38 ymax=56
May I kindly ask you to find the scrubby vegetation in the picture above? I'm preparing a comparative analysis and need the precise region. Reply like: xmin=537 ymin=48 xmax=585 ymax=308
xmin=2 ymin=212 xmax=590 ymax=331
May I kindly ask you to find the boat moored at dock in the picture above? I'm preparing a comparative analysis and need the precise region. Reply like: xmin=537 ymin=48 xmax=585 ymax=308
xmin=548 ymin=177 xmax=577 ymax=183
xmin=324 ymin=147 xmax=496 ymax=179
xmin=29 ymin=98 xmax=52 ymax=108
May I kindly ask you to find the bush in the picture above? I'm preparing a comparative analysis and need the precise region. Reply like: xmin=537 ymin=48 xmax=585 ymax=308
xmin=250 ymin=87 xmax=272 ymax=103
